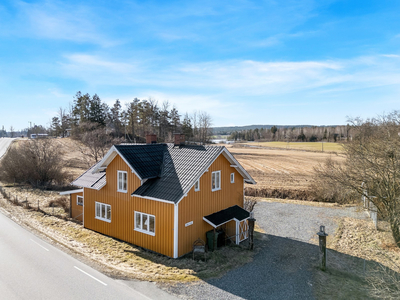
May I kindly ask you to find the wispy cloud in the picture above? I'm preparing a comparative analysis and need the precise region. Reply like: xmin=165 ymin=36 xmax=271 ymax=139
xmin=1 ymin=0 xmax=116 ymax=46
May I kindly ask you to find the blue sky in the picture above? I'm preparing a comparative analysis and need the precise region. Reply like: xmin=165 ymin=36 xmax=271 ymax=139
xmin=1 ymin=0 xmax=400 ymax=131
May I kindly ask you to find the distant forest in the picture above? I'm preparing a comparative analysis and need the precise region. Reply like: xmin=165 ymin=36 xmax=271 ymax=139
xmin=226 ymin=125 xmax=351 ymax=142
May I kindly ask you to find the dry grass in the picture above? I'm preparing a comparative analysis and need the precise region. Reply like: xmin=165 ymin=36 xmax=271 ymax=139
xmin=313 ymin=217 xmax=400 ymax=299
xmin=0 ymin=184 xmax=258 ymax=282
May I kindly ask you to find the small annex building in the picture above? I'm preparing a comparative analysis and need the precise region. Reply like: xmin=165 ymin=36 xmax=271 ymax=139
xmin=62 ymin=135 xmax=256 ymax=258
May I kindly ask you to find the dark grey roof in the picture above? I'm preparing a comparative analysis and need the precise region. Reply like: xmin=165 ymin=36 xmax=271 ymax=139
xmin=204 ymin=205 xmax=250 ymax=228
xmin=72 ymin=163 xmax=106 ymax=189
xmin=115 ymin=144 xmax=166 ymax=180
xmin=132 ymin=144 xmax=224 ymax=203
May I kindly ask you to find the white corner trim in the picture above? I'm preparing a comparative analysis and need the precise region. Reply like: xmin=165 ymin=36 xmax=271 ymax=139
xmin=59 ymin=189 xmax=83 ymax=195
xmin=173 ymin=203 xmax=179 ymax=258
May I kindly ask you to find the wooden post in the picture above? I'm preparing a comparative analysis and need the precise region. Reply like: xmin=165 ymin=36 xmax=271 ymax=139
xmin=248 ymin=217 xmax=256 ymax=250
xmin=213 ymin=228 xmax=217 ymax=251
xmin=317 ymin=225 xmax=328 ymax=271
xmin=37 ymin=200 xmax=39 ymax=211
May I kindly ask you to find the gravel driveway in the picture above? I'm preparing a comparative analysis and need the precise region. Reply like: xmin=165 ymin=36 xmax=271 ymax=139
xmin=164 ymin=201 xmax=369 ymax=300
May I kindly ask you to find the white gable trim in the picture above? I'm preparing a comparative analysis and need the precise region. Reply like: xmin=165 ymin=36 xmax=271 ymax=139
xmin=92 ymin=145 xmax=143 ymax=181
xmin=132 ymin=194 xmax=174 ymax=204
xmin=222 ymin=148 xmax=256 ymax=184
xmin=173 ymin=203 xmax=179 ymax=258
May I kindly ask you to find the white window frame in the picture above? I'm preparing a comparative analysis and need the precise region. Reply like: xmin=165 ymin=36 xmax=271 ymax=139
xmin=230 ymin=173 xmax=235 ymax=183
xmin=117 ymin=171 xmax=127 ymax=193
xmin=77 ymin=195 xmax=83 ymax=206
xmin=195 ymin=179 xmax=200 ymax=192
xmin=95 ymin=202 xmax=111 ymax=223
xmin=212 ymin=170 xmax=221 ymax=192
xmin=134 ymin=211 xmax=155 ymax=236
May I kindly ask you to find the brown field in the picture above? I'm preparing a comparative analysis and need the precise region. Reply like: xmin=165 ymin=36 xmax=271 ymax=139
xmin=227 ymin=145 xmax=345 ymax=191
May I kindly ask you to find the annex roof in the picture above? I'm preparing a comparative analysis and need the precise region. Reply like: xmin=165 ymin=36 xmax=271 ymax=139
xmin=203 ymin=205 xmax=250 ymax=228
xmin=72 ymin=163 xmax=106 ymax=190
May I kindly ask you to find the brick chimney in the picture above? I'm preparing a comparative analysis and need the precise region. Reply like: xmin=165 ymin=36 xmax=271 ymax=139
xmin=146 ymin=134 xmax=157 ymax=144
xmin=174 ymin=133 xmax=185 ymax=146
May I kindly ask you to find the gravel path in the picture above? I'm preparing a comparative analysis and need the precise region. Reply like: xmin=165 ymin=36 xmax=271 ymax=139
xmin=164 ymin=201 xmax=370 ymax=300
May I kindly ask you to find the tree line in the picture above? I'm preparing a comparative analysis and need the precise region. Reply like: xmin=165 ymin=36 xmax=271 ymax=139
xmin=229 ymin=125 xmax=352 ymax=142
xmin=50 ymin=92 xmax=212 ymax=143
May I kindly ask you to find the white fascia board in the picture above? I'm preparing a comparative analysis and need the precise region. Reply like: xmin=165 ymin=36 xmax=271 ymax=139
xmin=131 ymin=194 xmax=174 ymax=204
xmin=59 ymin=189 xmax=83 ymax=195
xmin=222 ymin=148 xmax=256 ymax=184
xmin=92 ymin=146 xmax=117 ymax=174
xmin=113 ymin=147 xmax=143 ymax=181
xmin=179 ymin=147 xmax=225 ymax=199
xmin=91 ymin=145 xmax=143 ymax=181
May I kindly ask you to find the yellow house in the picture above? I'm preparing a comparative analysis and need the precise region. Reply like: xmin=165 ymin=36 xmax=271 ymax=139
xmin=63 ymin=135 xmax=256 ymax=258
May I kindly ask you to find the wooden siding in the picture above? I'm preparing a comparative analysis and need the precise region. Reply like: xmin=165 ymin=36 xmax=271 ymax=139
xmin=83 ymin=155 xmax=175 ymax=257
xmin=178 ymin=153 xmax=244 ymax=256
xmin=70 ymin=192 xmax=83 ymax=221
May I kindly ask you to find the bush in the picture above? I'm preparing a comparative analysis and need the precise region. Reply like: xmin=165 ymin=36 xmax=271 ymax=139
xmin=0 ymin=139 xmax=69 ymax=188
xmin=48 ymin=197 xmax=69 ymax=213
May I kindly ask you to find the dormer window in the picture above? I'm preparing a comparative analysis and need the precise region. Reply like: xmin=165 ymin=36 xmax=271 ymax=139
xmin=195 ymin=179 xmax=200 ymax=191
xmin=117 ymin=171 xmax=127 ymax=193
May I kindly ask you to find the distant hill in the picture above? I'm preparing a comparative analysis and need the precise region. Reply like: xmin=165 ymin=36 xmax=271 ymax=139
xmin=212 ymin=124 xmax=323 ymax=135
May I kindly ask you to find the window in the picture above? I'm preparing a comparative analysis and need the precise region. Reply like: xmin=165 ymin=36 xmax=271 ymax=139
xmin=195 ymin=179 xmax=200 ymax=191
xmin=117 ymin=171 xmax=127 ymax=192
xmin=77 ymin=195 xmax=83 ymax=206
xmin=95 ymin=202 xmax=111 ymax=222
xmin=230 ymin=173 xmax=235 ymax=183
xmin=211 ymin=171 xmax=221 ymax=191
xmin=134 ymin=211 xmax=155 ymax=236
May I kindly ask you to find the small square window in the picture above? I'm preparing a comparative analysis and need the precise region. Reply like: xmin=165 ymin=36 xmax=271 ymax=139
xmin=95 ymin=202 xmax=111 ymax=223
xmin=77 ymin=195 xmax=83 ymax=206
xmin=134 ymin=211 xmax=155 ymax=236
xmin=230 ymin=173 xmax=235 ymax=183
xmin=195 ymin=179 xmax=200 ymax=191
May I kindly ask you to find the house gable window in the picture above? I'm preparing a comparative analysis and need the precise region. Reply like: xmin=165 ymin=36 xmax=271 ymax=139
xmin=211 ymin=171 xmax=221 ymax=191
xmin=230 ymin=173 xmax=235 ymax=183
xmin=135 ymin=211 xmax=155 ymax=236
xmin=95 ymin=202 xmax=111 ymax=222
xmin=117 ymin=171 xmax=127 ymax=193
xmin=194 ymin=179 xmax=200 ymax=192
xmin=77 ymin=195 xmax=83 ymax=206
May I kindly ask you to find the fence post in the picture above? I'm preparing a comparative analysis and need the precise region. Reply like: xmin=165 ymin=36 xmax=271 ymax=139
xmin=248 ymin=212 xmax=256 ymax=250
xmin=317 ymin=225 xmax=328 ymax=271
xmin=37 ymin=200 xmax=39 ymax=211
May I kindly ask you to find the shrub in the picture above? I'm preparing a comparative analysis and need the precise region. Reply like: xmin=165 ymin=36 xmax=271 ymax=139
xmin=0 ymin=139 xmax=69 ymax=188
xmin=48 ymin=197 xmax=69 ymax=213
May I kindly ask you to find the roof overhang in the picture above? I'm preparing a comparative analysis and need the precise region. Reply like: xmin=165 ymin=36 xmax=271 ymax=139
xmin=222 ymin=148 xmax=256 ymax=184
xmin=91 ymin=145 xmax=142 ymax=180
xmin=59 ymin=189 xmax=83 ymax=196
xmin=203 ymin=205 xmax=250 ymax=228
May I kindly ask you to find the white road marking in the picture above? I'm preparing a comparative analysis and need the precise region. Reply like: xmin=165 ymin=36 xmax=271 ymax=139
xmin=30 ymin=239 xmax=49 ymax=252
xmin=74 ymin=266 xmax=108 ymax=286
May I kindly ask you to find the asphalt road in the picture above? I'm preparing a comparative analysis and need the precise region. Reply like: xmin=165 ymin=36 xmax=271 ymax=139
xmin=0 ymin=210 xmax=177 ymax=300
xmin=0 ymin=138 xmax=15 ymax=159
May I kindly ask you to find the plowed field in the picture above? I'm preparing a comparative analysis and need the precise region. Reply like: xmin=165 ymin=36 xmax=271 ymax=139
xmin=228 ymin=145 xmax=345 ymax=191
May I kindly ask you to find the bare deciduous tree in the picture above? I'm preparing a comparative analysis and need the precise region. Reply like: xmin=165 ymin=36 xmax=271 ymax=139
xmin=315 ymin=112 xmax=400 ymax=247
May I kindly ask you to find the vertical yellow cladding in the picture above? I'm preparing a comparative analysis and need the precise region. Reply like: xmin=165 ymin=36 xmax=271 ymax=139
xmin=178 ymin=152 xmax=244 ymax=256
xmin=83 ymin=154 xmax=174 ymax=257
xmin=70 ymin=192 xmax=83 ymax=221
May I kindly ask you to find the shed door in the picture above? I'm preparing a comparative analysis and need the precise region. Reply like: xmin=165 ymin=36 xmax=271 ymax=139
xmin=236 ymin=219 xmax=249 ymax=244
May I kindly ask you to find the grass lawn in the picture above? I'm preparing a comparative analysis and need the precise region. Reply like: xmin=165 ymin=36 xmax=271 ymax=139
xmin=244 ymin=141 xmax=343 ymax=152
